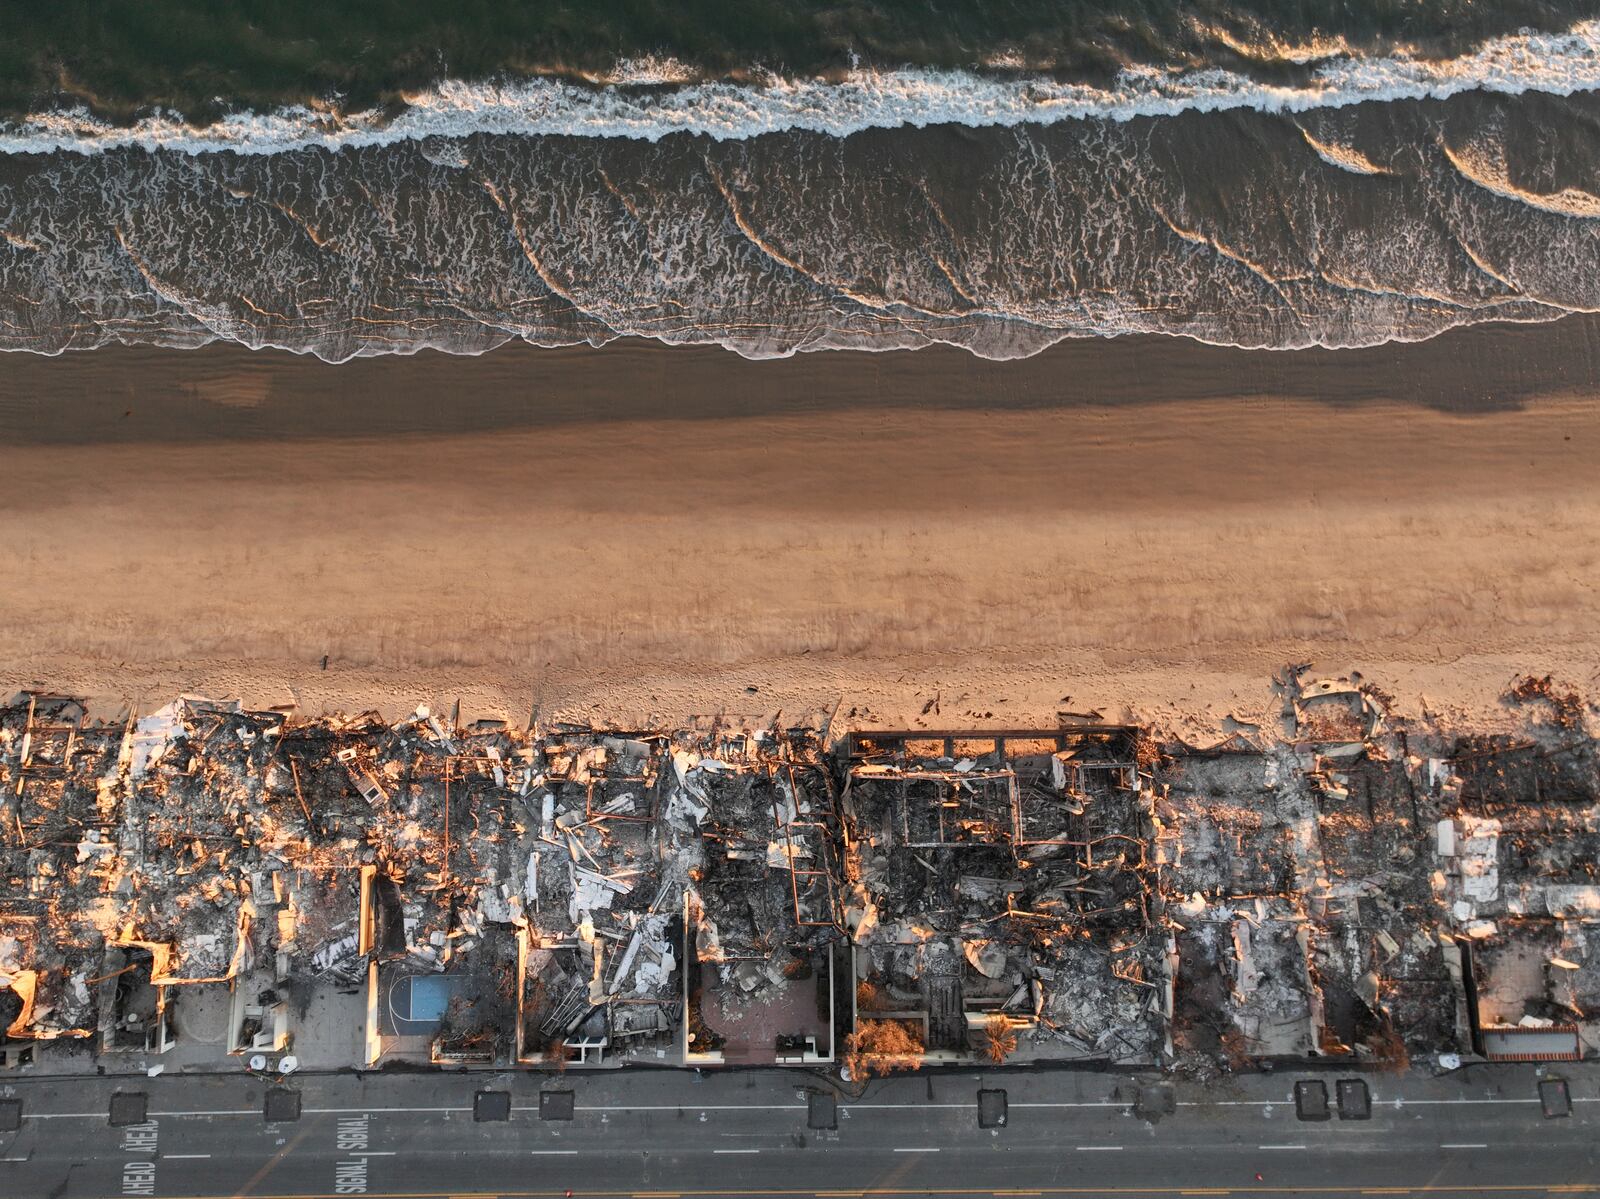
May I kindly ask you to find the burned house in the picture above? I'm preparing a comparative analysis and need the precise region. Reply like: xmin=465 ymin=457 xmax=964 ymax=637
xmin=1 ymin=671 xmax=1596 ymax=1077
xmin=0 ymin=695 xmax=127 ymax=1064
xmin=1435 ymin=711 xmax=1600 ymax=1062
xmin=514 ymin=728 xmax=680 ymax=1067
xmin=682 ymin=727 xmax=845 ymax=1066
xmin=842 ymin=727 xmax=1167 ymax=1066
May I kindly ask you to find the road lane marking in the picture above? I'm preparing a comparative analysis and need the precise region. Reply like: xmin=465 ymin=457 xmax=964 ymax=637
xmin=119 ymin=1119 xmax=159 ymax=1196
xmin=1077 ymin=1146 xmax=1123 ymax=1152
xmin=576 ymin=1105 xmax=806 ymax=1112
xmin=892 ymin=1147 xmax=940 ymax=1153
xmin=1441 ymin=1145 xmax=1489 ymax=1150
xmin=47 ymin=1187 xmax=1600 ymax=1198
xmin=529 ymin=1151 xmax=579 ymax=1156
xmin=1180 ymin=1190 xmax=1230 ymax=1195
xmin=1258 ymin=1145 xmax=1307 ymax=1150
xmin=165 ymin=1154 xmax=212 ymax=1160
xmin=714 ymin=1150 xmax=760 ymax=1155
xmin=11 ymin=1092 xmax=1571 ymax=1121
xmin=13 ymin=1092 xmax=1565 ymax=1122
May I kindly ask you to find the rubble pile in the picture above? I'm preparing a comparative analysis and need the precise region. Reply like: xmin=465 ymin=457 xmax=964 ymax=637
xmin=0 ymin=674 xmax=1597 ymax=1074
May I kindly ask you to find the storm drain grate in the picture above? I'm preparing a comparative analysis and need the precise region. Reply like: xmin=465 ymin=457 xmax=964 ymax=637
xmin=0 ymin=1097 xmax=20 ymax=1132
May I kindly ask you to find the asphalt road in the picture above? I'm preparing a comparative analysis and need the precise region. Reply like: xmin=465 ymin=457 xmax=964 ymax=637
xmin=1 ymin=1065 xmax=1595 ymax=1199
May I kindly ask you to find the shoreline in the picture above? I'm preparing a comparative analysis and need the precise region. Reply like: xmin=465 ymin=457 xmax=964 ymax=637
xmin=2 ymin=316 xmax=1597 ymax=735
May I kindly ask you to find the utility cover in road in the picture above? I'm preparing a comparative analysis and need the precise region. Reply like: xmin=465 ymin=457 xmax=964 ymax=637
xmin=108 ymin=1093 xmax=148 ymax=1127
xmin=540 ymin=1090 xmax=575 ymax=1121
xmin=808 ymin=1092 xmax=837 ymax=1130
xmin=1295 ymin=1079 xmax=1331 ymax=1121
xmin=978 ymin=1088 xmax=1008 ymax=1128
xmin=1337 ymin=1079 xmax=1372 ymax=1120
xmin=475 ymin=1090 xmax=511 ymax=1122
xmin=1539 ymin=1078 xmax=1572 ymax=1118
xmin=265 ymin=1089 xmax=302 ymax=1122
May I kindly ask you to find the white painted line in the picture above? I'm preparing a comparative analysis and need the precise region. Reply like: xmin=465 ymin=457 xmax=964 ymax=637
xmin=1006 ymin=1102 xmax=1131 ymax=1110
xmin=149 ymin=1109 xmax=256 ymax=1117
xmin=571 ymin=1105 xmax=805 ymax=1113
xmin=713 ymin=1149 xmax=760 ymax=1155
xmin=165 ymin=1154 xmax=212 ymax=1160
xmin=1077 ymin=1146 xmax=1123 ymax=1152
xmin=1258 ymin=1145 xmax=1307 ymax=1151
xmin=1439 ymin=1144 xmax=1489 ymax=1150
xmin=1178 ymin=1098 xmax=1541 ymax=1109
xmin=303 ymin=1107 xmax=468 ymax=1115
xmin=350 ymin=1151 xmax=397 ymax=1157
xmin=530 ymin=1151 xmax=580 ymax=1156
xmin=892 ymin=1147 xmax=940 ymax=1153
xmin=2 ymin=1157 xmax=30 ymax=1162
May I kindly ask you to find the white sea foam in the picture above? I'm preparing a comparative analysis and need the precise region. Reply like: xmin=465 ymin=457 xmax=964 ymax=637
xmin=2 ymin=21 xmax=1600 ymax=154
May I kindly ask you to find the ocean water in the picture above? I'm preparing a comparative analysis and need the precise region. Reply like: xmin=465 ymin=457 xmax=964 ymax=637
xmin=0 ymin=11 xmax=1597 ymax=360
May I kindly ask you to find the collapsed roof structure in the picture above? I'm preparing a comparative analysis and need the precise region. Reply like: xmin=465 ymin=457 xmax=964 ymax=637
xmin=0 ymin=673 xmax=1596 ymax=1075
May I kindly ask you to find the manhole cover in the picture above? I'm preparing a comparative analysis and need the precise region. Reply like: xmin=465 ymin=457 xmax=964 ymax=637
xmin=978 ymin=1089 xmax=1008 ymax=1129
xmin=1294 ymin=1079 xmax=1330 ymax=1122
xmin=474 ymin=1090 xmax=511 ymax=1122
xmin=264 ymin=1089 xmax=301 ymax=1123
xmin=807 ymin=1092 xmax=837 ymax=1131
xmin=539 ymin=1090 xmax=575 ymax=1121
xmin=109 ymin=1093 xmax=149 ymax=1127
xmin=1336 ymin=1079 xmax=1371 ymax=1120
xmin=0 ymin=1097 xmax=20 ymax=1132
xmin=1539 ymin=1078 xmax=1572 ymax=1119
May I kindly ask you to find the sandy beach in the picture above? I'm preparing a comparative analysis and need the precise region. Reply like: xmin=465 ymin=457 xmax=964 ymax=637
xmin=1 ymin=318 xmax=1597 ymax=735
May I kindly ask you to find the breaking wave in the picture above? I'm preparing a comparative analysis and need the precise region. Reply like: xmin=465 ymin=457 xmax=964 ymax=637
xmin=2 ymin=86 xmax=1597 ymax=362
xmin=3 ymin=20 xmax=1600 ymax=154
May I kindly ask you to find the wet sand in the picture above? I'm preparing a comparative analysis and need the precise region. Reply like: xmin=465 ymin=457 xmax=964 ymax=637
xmin=2 ymin=318 xmax=1597 ymax=734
